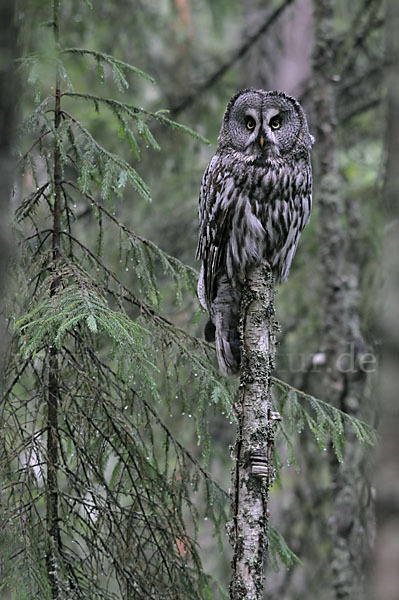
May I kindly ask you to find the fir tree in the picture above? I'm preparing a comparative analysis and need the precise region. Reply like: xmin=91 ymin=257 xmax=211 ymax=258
xmin=2 ymin=2 xmax=230 ymax=597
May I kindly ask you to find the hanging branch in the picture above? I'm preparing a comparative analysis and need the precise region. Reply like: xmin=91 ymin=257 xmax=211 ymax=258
xmin=170 ymin=0 xmax=294 ymax=116
xmin=228 ymin=264 xmax=278 ymax=600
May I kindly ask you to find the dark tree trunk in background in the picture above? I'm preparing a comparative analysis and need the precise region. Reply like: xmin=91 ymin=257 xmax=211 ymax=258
xmin=312 ymin=1 xmax=372 ymax=598
xmin=370 ymin=1 xmax=399 ymax=598
xmin=243 ymin=0 xmax=312 ymax=102
xmin=45 ymin=4 xmax=62 ymax=596
xmin=0 ymin=1 xmax=19 ymax=375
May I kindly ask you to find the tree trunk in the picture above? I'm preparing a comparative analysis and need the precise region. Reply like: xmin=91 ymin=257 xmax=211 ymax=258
xmin=0 ymin=0 xmax=19 ymax=377
xmin=312 ymin=1 xmax=371 ymax=597
xmin=370 ymin=1 xmax=399 ymax=598
xmin=46 ymin=2 xmax=62 ymax=596
xmin=228 ymin=264 xmax=277 ymax=600
xmin=243 ymin=0 xmax=313 ymax=101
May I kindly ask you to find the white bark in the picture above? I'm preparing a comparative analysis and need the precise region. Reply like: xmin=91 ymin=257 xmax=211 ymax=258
xmin=228 ymin=264 xmax=277 ymax=600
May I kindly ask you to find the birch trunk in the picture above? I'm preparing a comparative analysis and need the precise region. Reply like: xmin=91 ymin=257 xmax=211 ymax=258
xmin=229 ymin=264 xmax=277 ymax=600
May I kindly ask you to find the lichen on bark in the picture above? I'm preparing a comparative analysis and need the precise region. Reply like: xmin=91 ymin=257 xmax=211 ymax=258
xmin=228 ymin=263 xmax=277 ymax=600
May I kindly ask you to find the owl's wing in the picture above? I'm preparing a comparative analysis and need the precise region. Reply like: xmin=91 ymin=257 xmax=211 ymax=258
xmin=265 ymin=161 xmax=313 ymax=282
xmin=196 ymin=155 xmax=233 ymax=312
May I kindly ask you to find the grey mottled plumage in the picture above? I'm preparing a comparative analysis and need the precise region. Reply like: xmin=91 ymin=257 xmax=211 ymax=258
xmin=196 ymin=89 xmax=313 ymax=375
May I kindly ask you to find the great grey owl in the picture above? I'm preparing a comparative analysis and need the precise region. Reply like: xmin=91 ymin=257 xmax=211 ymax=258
xmin=196 ymin=88 xmax=313 ymax=376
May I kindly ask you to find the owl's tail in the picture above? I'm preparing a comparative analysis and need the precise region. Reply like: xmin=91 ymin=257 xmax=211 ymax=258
xmin=208 ymin=276 xmax=241 ymax=376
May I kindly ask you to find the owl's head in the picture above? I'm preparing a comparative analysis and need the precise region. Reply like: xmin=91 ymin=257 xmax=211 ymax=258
xmin=217 ymin=89 xmax=313 ymax=160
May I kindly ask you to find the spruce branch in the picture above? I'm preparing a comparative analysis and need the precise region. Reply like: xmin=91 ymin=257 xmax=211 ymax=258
xmin=21 ymin=131 xmax=51 ymax=161
xmin=19 ymin=96 xmax=53 ymax=134
xmin=63 ymin=180 xmax=198 ymax=297
xmin=272 ymin=377 xmax=376 ymax=457
xmin=15 ymin=183 xmax=50 ymax=223
xmin=268 ymin=526 xmax=302 ymax=572
xmin=61 ymin=109 xmax=152 ymax=201
xmin=62 ymin=92 xmax=210 ymax=144
xmin=61 ymin=47 xmax=156 ymax=85
xmin=15 ymin=277 xmax=158 ymax=377
xmin=5 ymin=2 xmax=236 ymax=596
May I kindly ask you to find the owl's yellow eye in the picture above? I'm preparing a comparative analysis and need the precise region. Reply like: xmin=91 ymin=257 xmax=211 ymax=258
xmin=270 ymin=115 xmax=282 ymax=130
xmin=245 ymin=116 xmax=256 ymax=130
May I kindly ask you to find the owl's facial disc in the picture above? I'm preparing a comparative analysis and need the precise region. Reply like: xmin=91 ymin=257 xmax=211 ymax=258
xmin=242 ymin=108 xmax=261 ymax=154
xmin=262 ymin=105 xmax=300 ymax=154
xmin=261 ymin=108 xmax=285 ymax=145
xmin=255 ymin=109 xmax=282 ymax=156
xmin=220 ymin=89 xmax=310 ymax=158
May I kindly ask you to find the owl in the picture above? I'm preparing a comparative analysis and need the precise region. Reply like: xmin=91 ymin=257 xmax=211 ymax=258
xmin=196 ymin=88 xmax=313 ymax=376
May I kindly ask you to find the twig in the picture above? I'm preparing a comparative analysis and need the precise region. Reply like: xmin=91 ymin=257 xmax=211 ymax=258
xmin=170 ymin=0 xmax=294 ymax=115
xmin=339 ymin=96 xmax=381 ymax=124
xmin=21 ymin=130 xmax=50 ymax=161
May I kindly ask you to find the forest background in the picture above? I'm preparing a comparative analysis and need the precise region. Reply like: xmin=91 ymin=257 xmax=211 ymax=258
xmin=0 ymin=0 xmax=398 ymax=599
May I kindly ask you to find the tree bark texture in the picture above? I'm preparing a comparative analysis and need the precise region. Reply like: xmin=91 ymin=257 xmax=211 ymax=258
xmin=46 ymin=2 xmax=62 ymax=596
xmin=243 ymin=0 xmax=313 ymax=102
xmin=313 ymin=1 xmax=371 ymax=598
xmin=228 ymin=264 xmax=277 ymax=600
xmin=0 ymin=1 xmax=19 ymax=379
xmin=369 ymin=1 xmax=399 ymax=598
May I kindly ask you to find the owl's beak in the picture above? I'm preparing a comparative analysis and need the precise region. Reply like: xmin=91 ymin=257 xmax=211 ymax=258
xmin=259 ymin=135 xmax=265 ymax=148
